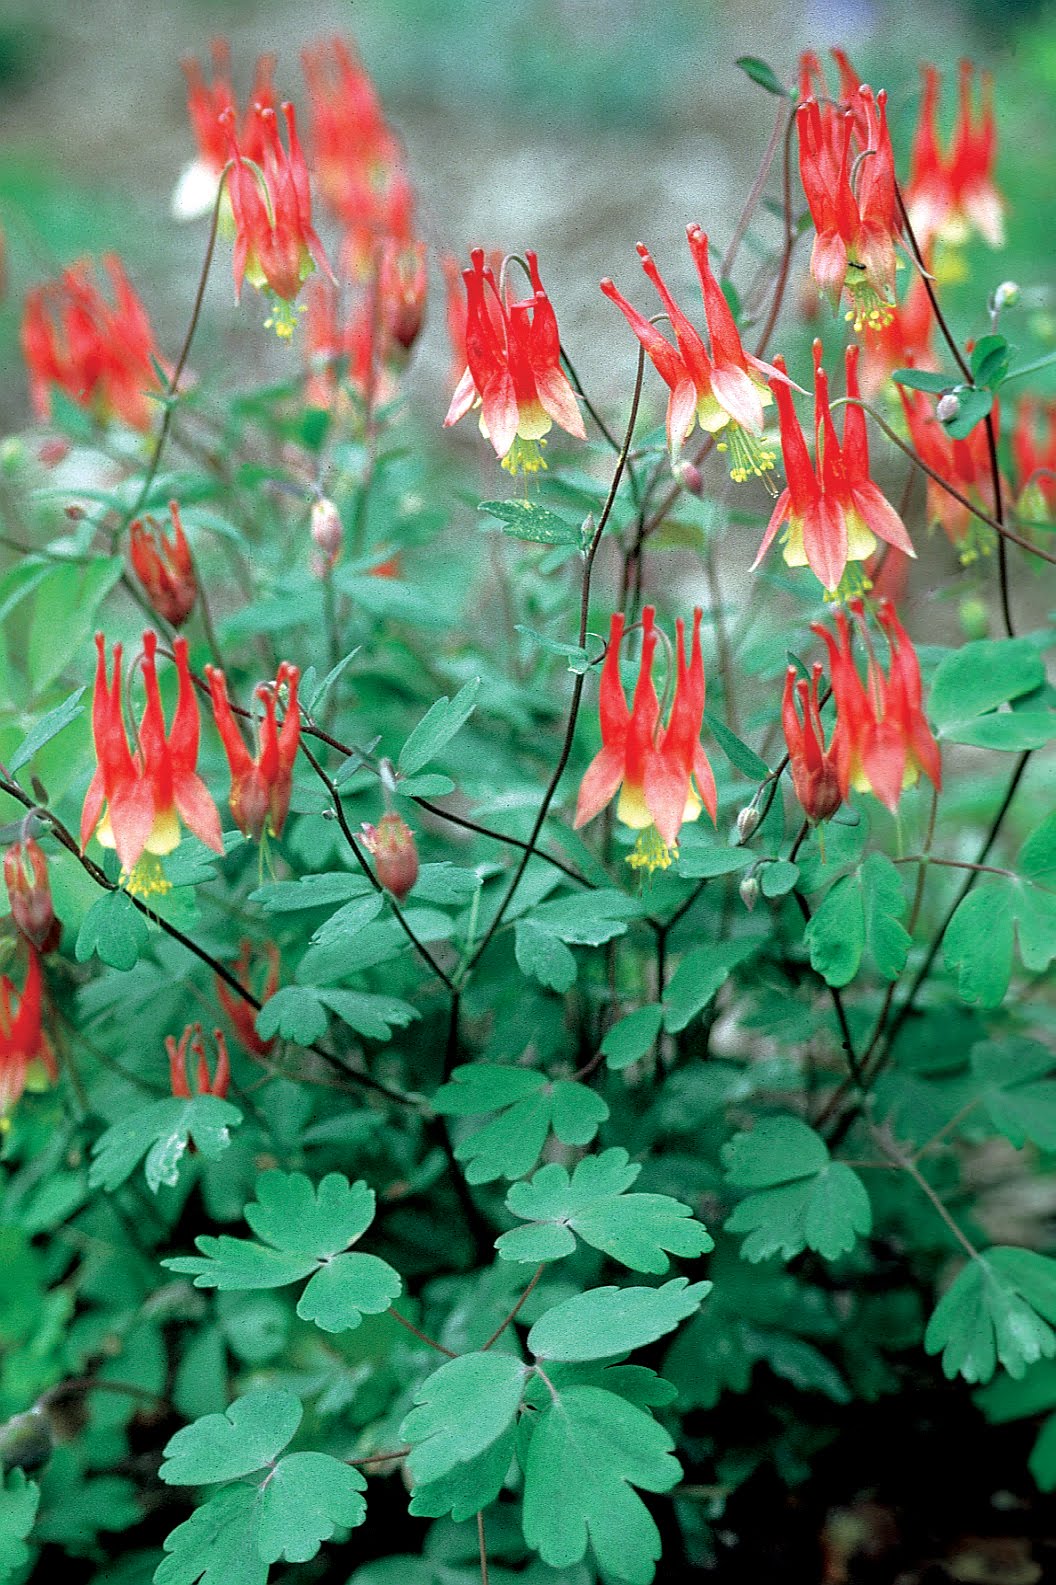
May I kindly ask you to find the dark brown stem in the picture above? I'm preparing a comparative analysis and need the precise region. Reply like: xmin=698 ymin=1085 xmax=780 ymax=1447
xmin=482 ymin=1264 xmax=545 ymax=1350
xmin=386 ymin=1308 xmax=456 ymax=1358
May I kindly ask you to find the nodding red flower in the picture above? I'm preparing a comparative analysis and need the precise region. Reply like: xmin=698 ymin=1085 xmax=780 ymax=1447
xmin=905 ymin=62 xmax=1005 ymax=259
xmin=222 ymin=101 xmax=332 ymax=336
xmin=796 ymin=68 xmax=899 ymax=331
xmin=444 ymin=249 xmax=585 ymax=475
xmin=574 ymin=607 xmax=717 ymax=873
xmin=602 ymin=225 xmax=782 ymax=481
xmin=301 ymin=37 xmax=415 ymax=276
xmin=1011 ymin=397 xmax=1056 ymax=523
xmin=205 ymin=663 xmax=300 ymax=842
xmin=377 ymin=237 xmax=428 ymax=356
xmin=812 ymin=599 xmax=941 ymax=814
xmin=0 ymin=949 xmax=56 ymax=1125
xmin=859 ymin=269 xmax=937 ymax=399
xmin=174 ymin=39 xmax=276 ymax=221
xmin=167 ymin=1022 xmax=231 ymax=1100
xmin=129 ymin=500 xmax=198 ymax=629
xmin=80 ymin=632 xmax=223 ymax=890
xmin=4 ymin=840 xmax=60 ymax=954
xmin=782 ymin=664 xmax=843 ymax=825
xmin=361 ymin=812 xmax=419 ymax=901
xmin=216 ymin=940 xmax=280 ymax=1057
xmin=21 ymin=256 xmax=164 ymax=432
xmin=898 ymin=384 xmax=1000 ymax=563
xmin=753 ymin=341 xmax=915 ymax=597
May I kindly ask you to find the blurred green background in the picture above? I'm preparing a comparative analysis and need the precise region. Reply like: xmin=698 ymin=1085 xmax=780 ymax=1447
xmin=1 ymin=0 xmax=1054 ymax=433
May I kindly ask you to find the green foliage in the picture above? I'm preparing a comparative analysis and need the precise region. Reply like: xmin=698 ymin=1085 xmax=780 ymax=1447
xmin=723 ymin=1118 xmax=872 ymax=1262
xmin=944 ymin=812 xmax=1056 ymax=1005
xmin=164 ymin=1173 xmax=402 ymax=1333
xmin=0 ymin=1468 xmax=39 ymax=1582
xmin=89 ymin=1095 xmax=243 ymax=1194
xmin=805 ymin=851 xmax=911 ymax=987
xmin=925 ymin=1249 xmax=1056 ymax=1384
xmin=433 ymin=1065 xmax=609 ymax=1183
xmin=526 ymin=1279 xmax=711 ymax=1361
xmin=496 ymin=1149 xmax=713 ymax=1271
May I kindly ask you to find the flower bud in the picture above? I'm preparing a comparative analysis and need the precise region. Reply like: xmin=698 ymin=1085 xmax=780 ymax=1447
xmin=129 ymin=501 xmax=197 ymax=627
xmin=4 ymin=840 xmax=60 ymax=953
xmin=993 ymin=281 xmax=1020 ymax=311
xmin=739 ymin=874 xmax=760 ymax=912
xmin=936 ymin=391 xmax=961 ymax=424
xmin=0 ymin=1406 xmax=53 ymax=1477
xmin=311 ymin=497 xmax=343 ymax=568
xmin=361 ymin=812 xmax=419 ymax=902
xmin=736 ymin=804 xmax=760 ymax=843
xmin=678 ymin=459 xmax=704 ymax=496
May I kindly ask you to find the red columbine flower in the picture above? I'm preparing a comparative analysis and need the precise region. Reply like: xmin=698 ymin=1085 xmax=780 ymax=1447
xmin=602 ymin=225 xmax=781 ymax=482
xmin=206 ymin=663 xmax=300 ymax=842
xmin=361 ymin=812 xmax=419 ymax=901
xmin=174 ymin=39 xmax=276 ymax=221
xmin=21 ymin=257 xmax=164 ymax=432
xmin=0 ymin=950 xmax=56 ymax=1126
xmin=754 ymin=341 xmax=915 ymax=597
xmin=898 ymin=384 xmax=999 ymax=563
xmin=4 ymin=840 xmax=60 ymax=954
xmin=812 ymin=600 xmax=941 ymax=814
xmin=222 ymin=100 xmax=331 ymax=337
xmin=216 ymin=940 xmax=279 ymax=1057
xmin=80 ymin=632 xmax=223 ymax=892
xmin=905 ymin=62 xmax=1005 ymax=263
xmin=859 ymin=269 xmax=936 ymax=399
xmin=444 ymin=249 xmax=585 ymax=474
xmin=782 ymin=663 xmax=843 ymax=825
xmin=1012 ymin=397 xmax=1056 ymax=524
xmin=129 ymin=500 xmax=198 ymax=629
xmin=168 ymin=1022 xmax=231 ymax=1100
xmin=574 ymin=607 xmax=717 ymax=873
xmin=797 ymin=71 xmax=899 ymax=331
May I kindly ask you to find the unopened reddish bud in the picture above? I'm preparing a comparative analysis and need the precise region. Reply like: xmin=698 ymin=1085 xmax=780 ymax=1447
xmin=311 ymin=497 xmax=343 ymax=566
xmin=739 ymin=873 xmax=759 ymax=911
xmin=129 ymin=501 xmax=197 ymax=627
xmin=678 ymin=460 xmax=704 ymax=496
xmin=4 ymin=840 xmax=59 ymax=953
xmin=38 ymin=438 xmax=70 ymax=467
xmin=361 ymin=812 xmax=418 ymax=901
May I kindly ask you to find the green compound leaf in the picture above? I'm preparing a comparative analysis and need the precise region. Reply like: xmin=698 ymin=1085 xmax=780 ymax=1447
xmin=398 ymin=677 xmax=481 ymax=776
xmin=663 ymin=940 xmax=757 ymax=1033
xmin=944 ymin=813 xmax=1056 ymax=1007
xmin=254 ymin=1452 xmax=366 ymax=1563
xmin=163 ymin=1172 xmax=400 ymax=1331
xmin=434 ymin=1064 xmax=608 ymax=1184
xmin=703 ymin=708 xmax=771 ymax=779
xmin=925 ymin=1248 xmax=1056 ymax=1384
xmin=155 ymin=1484 xmax=267 ymax=1585
xmin=7 ymin=686 xmax=86 ymax=775
xmin=929 ymin=638 xmax=1045 ymax=744
xmin=497 ymin=1149 xmax=712 ymax=1273
xmin=479 ymin=498 xmax=582 ymax=545
xmin=400 ymin=1351 xmax=528 ymax=1486
xmin=722 ymin=1117 xmax=872 ymax=1262
xmin=407 ymin=1424 xmax=516 ymax=1521
xmin=805 ymin=852 xmax=910 ymax=988
xmin=971 ymin=1037 xmax=1056 ymax=1149
xmin=514 ymin=918 xmax=577 ymax=992
xmin=253 ymin=986 xmax=329 ymax=1045
xmin=159 ymin=1388 xmax=302 ymax=1485
xmin=75 ymin=889 xmax=150 ymax=971
xmin=527 ymin=1279 xmax=711 ymax=1362
xmin=522 ymin=1385 xmax=681 ymax=1585
xmin=515 ymin=890 xmax=642 ymax=990
xmin=0 ymin=1468 xmax=39 ymax=1583
xmin=89 ymin=1095 xmax=243 ymax=1195
xmin=316 ymin=989 xmax=420 ymax=1042
xmin=249 ymin=872 xmax=373 ymax=914
xmin=601 ymin=1005 xmax=663 ymax=1069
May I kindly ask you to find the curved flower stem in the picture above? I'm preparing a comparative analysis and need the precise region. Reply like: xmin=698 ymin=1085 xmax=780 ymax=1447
xmin=297 ymin=738 xmax=456 ymax=992
xmin=462 ymin=345 xmax=647 ymax=979
xmin=126 ymin=170 xmax=227 ymax=528
xmin=386 ymin=1308 xmax=456 ymax=1358
xmin=560 ymin=341 xmax=642 ymax=513
xmin=0 ymin=773 xmax=421 ymax=1110
xmin=751 ymin=109 xmax=798 ymax=362
xmin=721 ymin=98 xmax=792 ymax=280
xmin=832 ymin=398 xmax=1056 ymax=566
xmin=481 ymin=1264 xmax=545 ymax=1351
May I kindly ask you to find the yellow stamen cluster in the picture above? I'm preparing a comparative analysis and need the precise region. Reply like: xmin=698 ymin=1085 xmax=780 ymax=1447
xmin=501 ymin=435 xmax=548 ymax=476
xmin=263 ymin=292 xmax=307 ymax=340
xmin=626 ymin=826 xmax=675 ymax=875
xmin=955 ymin=518 xmax=996 ymax=566
xmin=825 ymin=563 xmax=874 ymax=605
xmin=716 ymin=423 xmax=777 ymax=491
xmin=124 ymin=853 xmax=173 ymax=900
xmin=843 ymin=274 xmax=895 ymax=334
